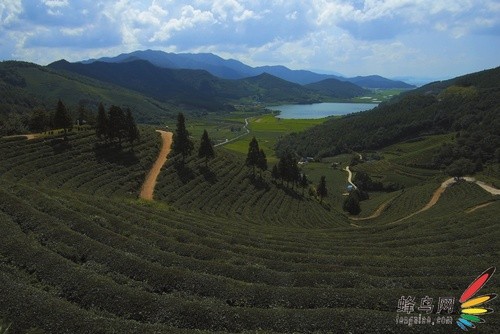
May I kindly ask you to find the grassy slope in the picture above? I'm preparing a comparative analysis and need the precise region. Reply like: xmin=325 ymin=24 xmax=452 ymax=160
xmin=0 ymin=128 xmax=499 ymax=333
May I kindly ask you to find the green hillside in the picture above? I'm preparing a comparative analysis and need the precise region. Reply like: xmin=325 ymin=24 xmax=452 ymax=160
xmin=276 ymin=67 xmax=500 ymax=170
xmin=305 ymin=78 xmax=370 ymax=98
xmin=0 ymin=126 xmax=499 ymax=333
xmin=0 ymin=61 xmax=181 ymax=135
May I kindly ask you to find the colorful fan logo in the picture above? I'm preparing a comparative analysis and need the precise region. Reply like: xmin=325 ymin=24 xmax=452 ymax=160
xmin=456 ymin=267 xmax=497 ymax=331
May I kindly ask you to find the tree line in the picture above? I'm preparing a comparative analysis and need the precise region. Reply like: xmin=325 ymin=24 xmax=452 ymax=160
xmin=169 ymin=112 xmax=215 ymax=166
xmin=95 ymin=103 xmax=140 ymax=146
xmin=14 ymin=99 xmax=142 ymax=146
xmin=246 ymin=138 xmax=330 ymax=203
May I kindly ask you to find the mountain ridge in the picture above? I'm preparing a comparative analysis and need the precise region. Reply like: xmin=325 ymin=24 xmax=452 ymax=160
xmin=48 ymin=59 xmax=369 ymax=108
xmin=82 ymin=49 xmax=415 ymax=88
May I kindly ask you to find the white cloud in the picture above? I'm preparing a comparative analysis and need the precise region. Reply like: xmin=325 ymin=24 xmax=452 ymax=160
xmin=150 ymin=5 xmax=215 ymax=42
xmin=60 ymin=26 xmax=85 ymax=36
xmin=0 ymin=0 xmax=23 ymax=27
xmin=43 ymin=0 xmax=69 ymax=8
xmin=0 ymin=0 xmax=498 ymax=77
xmin=286 ymin=11 xmax=298 ymax=20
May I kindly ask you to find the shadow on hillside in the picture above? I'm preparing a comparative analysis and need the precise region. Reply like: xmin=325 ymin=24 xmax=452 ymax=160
xmin=248 ymin=175 xmax=271 ymax=191
xmin=273 ymin=182 xmax=304 ymax=200
xmin=174 ymin=161 xmax=196 ymax=184
xmin=197 ymin=166 xmax=217 ymax=184
xmin=93 ymin=143 xmax=139 ymax=166
xmin=49 ymin=137 xmax=72 ymax=154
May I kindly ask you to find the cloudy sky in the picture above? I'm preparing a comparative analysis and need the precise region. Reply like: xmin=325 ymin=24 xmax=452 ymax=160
xmin=1 ymin=0 xmax=499 ymax=79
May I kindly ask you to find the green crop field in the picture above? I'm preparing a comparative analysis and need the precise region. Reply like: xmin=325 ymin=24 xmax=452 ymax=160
xmin=0 ymin=126 xmax=499 ymax=334
xmin=223 ymin=114 xmax=326 ymax=162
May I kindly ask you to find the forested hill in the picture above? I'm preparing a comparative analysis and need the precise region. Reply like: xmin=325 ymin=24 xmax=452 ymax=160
xmin=48 ymin=59 xmax=369 ymax=108
xmin=0 ymin=61 xmax=181 ymax=135
xmin=305 ymin=78 xmax=369 ymax=98
xmin=276 ymin=67 xmax=500 ymax=168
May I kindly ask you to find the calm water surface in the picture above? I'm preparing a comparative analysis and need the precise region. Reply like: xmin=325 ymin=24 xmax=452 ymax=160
xmin=269 ymin=103 xmax=378 ymax=119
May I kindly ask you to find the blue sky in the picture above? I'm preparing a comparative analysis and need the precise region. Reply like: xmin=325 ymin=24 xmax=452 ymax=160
xmin=1 ymin=0 xmax=499 ymax=79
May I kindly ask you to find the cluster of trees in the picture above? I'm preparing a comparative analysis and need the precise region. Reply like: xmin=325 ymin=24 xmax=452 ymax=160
xmin=246 ymin=137 xmax=267 ymax=177
xmin=96 ymin=103 xmax=139 ymax=146
xmin=11 ymin=99 xmax=74 ymax=140
xmin=353 ymin=171 xmax=402 ymax=194
xmin=268 ymin=150 xmax=327 ymax=202
xmin=343 ymin=190 xmax=361 ymax=215
xmin=169 ymin=113 xmax=215 ymax=166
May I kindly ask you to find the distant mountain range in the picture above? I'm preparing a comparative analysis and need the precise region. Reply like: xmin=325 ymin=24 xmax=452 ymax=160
xmin=48 ymin=59 xmax=371 ymax=110
xmin=82 ymin=50 xmax=415 ymax=89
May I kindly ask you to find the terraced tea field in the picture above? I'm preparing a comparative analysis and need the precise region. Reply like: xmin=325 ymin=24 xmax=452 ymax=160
xmin=0 ymin=129 xmax=499 ymax=333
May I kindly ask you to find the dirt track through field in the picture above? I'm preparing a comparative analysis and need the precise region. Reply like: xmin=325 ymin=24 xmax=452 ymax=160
xmin=350 ymin=198 xmax=394 ymax=221
xmin=392 ymin=178 xmax=499 ymax=224
xmin=139 ymin=130 xmax=173 ymax=200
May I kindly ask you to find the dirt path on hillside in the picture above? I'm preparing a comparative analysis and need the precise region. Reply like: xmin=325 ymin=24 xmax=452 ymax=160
xmin=464 ymin=177 xmax=500 ymax=195
xmin=2 ymin=134 xmax=38 ymax=140
xmin=392 ymin=178 xmax=499 ymax=223
xmin=344 ymin=166 xmax=358 ymax=190
xmin=139 ymin=130 xmax=173 ymax=200
xmin=350 ymin=198 xmax=394 ymax=221
xmin=466 ymin=201 xmax=496 ymax=213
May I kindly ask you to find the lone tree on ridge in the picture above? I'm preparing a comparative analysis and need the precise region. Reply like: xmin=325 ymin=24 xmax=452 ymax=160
xmin=171 ymin=112 xmax=194 ymax=162
xmin=198 ymin=129 xmax=215 ymax=166
xmin=317 ymin=175 xmax=328 ymax=203
xmin=53 ymin=99 xmax=72 ymax=141
xmin=246 ymin=137 xmax=260 ymax=176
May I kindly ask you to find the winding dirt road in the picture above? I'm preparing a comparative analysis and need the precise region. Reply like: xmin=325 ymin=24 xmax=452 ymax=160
xmin=344 ymin=166 xmax=358 ymax=190
xmin=139 ymin=130 xmax=173 ymax=200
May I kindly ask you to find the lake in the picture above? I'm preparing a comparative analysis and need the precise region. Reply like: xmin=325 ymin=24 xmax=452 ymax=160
xmin=268 ymin=102 xmax=378 ymax=119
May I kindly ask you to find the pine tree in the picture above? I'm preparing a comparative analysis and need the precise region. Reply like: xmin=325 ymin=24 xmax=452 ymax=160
xmin=125 ymin=109 xmax=140 ymax=147
xmin=257 ymin=149 xmax=267 ymax=177
xmin=107 ymin=105 xmax=126 ymax=144
xmin=53 ymin=99 xmax=72 ymax=141
xmin=289 ymin=156 xmax=300 ymax=189
xmin=271 ymin=164 xmax=280 ymax=180
xmin=246 ymin=137 xmax=260 ymax=176
xmin=96 ymin=102 xmax=108 ymax=141
xmin=29 ymin=108 xmax=48 ymax=133
xmin=171 ymin=112 xmax=194 ymax=162
xmin=300 ymin=173 xmax=308 ymax=195
xmin=277 ymin=152 xmax=300 ymax=187
xmin=317 ymin=176 xmax=328 ymax=203
xmin=198 ymin=129 xmax=215 ymax=166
